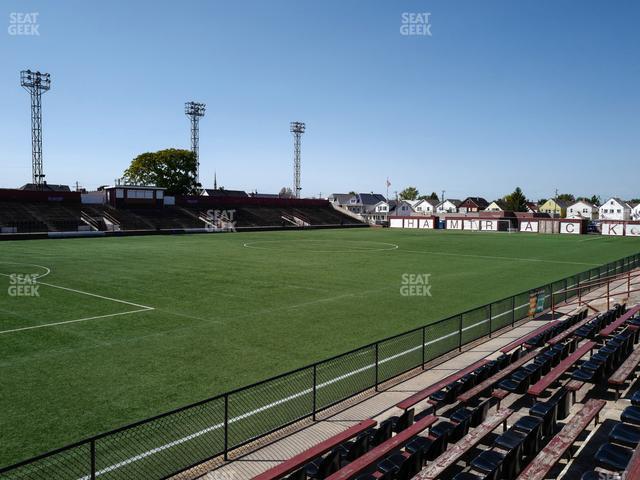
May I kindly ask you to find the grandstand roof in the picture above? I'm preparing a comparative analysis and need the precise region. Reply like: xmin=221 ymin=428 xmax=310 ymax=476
xmin=20 ymin=183 xmax=71 ymax=192
xmin=203 ymin=189 xmax=248 ymax=197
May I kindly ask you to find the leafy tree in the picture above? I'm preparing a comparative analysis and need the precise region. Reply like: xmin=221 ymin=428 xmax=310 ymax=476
xmin=556 ymin=193 xmax=575 ymax=202
xmin=576 ymin=195 xmax=601 ymax=206
xmin=279 ymin=187 xmax=294 ymax=198
xmin=123 ymin=149 xmax=200 ymax=195
xmin=629 ymin=198 xmax=640 ymax=204
xmin=348 ymin=191 xmax=357 ymax=196
xmin=399 ymin=186 xmax=419 ymax=200
xmin=503 ymin=187 xmax=528 ymax=212
xmin=538 ymin=198 xmax=548 ymax=205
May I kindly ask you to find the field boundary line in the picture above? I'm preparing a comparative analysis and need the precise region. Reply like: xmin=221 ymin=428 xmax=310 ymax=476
xmin=0 ymin=309 xmax=153 ymax=335
xmin=0 ymin=272 xmax=153 ymax=310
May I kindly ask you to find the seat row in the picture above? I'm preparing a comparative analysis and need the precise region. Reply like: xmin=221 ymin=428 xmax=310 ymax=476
xmin=571 ymin=330 xmax=636 ymax=383
xmin=524 ymin=309 xmax=587 ymax=349
xmin=592 ymin=390 xmax=640 ymax=475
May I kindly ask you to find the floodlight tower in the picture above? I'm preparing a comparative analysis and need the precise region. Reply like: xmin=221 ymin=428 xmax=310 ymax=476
xmin=185 ymin=101 xmax=206 ymax=187
xmin=290 ymin=121 xmax=305 ymax=198
xmin=20 ymin=70 xmax=51 ymax=188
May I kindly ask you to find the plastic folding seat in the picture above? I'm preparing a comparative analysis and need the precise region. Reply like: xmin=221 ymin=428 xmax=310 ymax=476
xmin=553 ymin=389 xmax=571 ymax=420
xmin=533 ymin=356 xmax=551 ymax=375
xmin=450 ymin=407 xmax=473 ymax=425
xmin=430 ymin=382 xmax=460 ymax=406
xmin=431 ymin=419 xmax=468 ymax=444
xmin=631 ymin=389 xmax=640 ymax=407
xmin=388 ymin=408 xmax=415 ymax=434
xmin=579 ymin=472 xmax=609 ymax=480
xmin=470 ymin=450 xmax=505 ymax=478
xmin=510 ymin=347 xmax=524 ymax=363
xmin=551 ymin=343 xmax=569 ymax=359
xmin=305 ymin=449 xmax=341 ymax=479
xmin=405 ymin=435 xmax=433 ymax=460
xmin=622 ymin=406 xmax=640 ymax=426
xmin=594 ymin=443 xmax=633 ymax=472
xmin=337 ymin=433 xmax=370 ymax=465
xmin=609 ymin=423 xmax=640 ymax=448
xmin=522 ymin=363 xmax=542 ymax=383
xmin=493 ymin=429 xmax=526 ymax=476
xmin=469 ymin=400 xmax=490 ymax=427
xmin=395 ymin=451 xmax=423 ymax=480
xmin=529 ymin=401 xmax=557 ymax=437
xmin=591 ymin=352 xmax=614 ymax=375
xmin=496 ymin=354 xmax=510 ymax=369
xmin=377 ymin=452 xmax=408 ymax=474
xmin=498 ymin=373 xmax=529 ymax=395
xmin=369 ymin=419 xmax=393 ymax=447
xmin=512 ymin=416 xmax=543 ymax=456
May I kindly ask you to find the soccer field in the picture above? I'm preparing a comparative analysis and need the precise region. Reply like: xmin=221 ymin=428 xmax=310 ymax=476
xmin=1 ymin=228 xmax=638 ymax=468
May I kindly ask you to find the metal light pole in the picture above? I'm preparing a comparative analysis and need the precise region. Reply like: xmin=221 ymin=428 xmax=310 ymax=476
xmin=290 ymin=121 xmax=305 ymax=198
xmin=21 ymin=70 xmax=51 ymax=188
xmin=185 ymin=101 xmax=206 ymax=189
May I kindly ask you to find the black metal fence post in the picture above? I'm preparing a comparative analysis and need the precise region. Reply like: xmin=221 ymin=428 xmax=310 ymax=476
xmin=312 ymin=365 xmax=317 ymax=421
xmin=458 ymin=314 xmax=463 ymax=351
xmin=512 ymin=295 xmax=515 ymax=326
xmin=489 ymin=304 xmax=493 ymax=337
xmin=90 ymin=439 xmax=96 ymax=480
xmin=223 ymin=394 xmax=229 ymax=461
xmin=421 ymin=327 xmax=426 ymax=370
xmin=374 ymin=343 xmax=379 ymax=392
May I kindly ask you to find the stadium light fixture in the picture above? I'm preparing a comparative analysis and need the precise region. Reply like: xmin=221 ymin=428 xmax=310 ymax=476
xmin=20 ymin=70 xmax=51 ymax=188
xmin=290 ymin=121 xmax=305 ymax=198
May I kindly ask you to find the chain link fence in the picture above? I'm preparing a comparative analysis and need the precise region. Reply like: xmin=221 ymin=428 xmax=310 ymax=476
xmin=1 ymin=252 xmax=639 ymax=480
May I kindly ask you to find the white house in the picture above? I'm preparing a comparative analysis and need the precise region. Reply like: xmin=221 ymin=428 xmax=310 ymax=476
xmin=389 ymin=200 xmax=416 ymax=216
xmin=567 ymin=201 xmax=597 ymax=220
xmin=485 ymin=200 xmax=507 ymax=212
xmin=362 ymin=201 xmax=390 ymax=224
xmin=412 ymin=198 xmax=438 ymax=215
xmin=436 ymin=199 xmax=460 ymax=214
xmin=599 ymin=197 xmax=631 ymax=221
xmin=630 ymin=202 xmax=640 ymax=221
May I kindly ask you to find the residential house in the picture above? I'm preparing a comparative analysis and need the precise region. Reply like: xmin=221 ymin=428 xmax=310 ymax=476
xmin=538 ymin=199 xmax=570 ymax=218
xmin=631 ymin=202 xmax=640 ymax=221
xmin=436 ymin=199 xmax=461 ymax=214
xmin=362 ymin=200 xmax=390 ymax=224
xmin=485 ymin=200 xmax=508 ymax=212
xmin=458 ymin=197 xmax=489 ymax=213
xmin=388 ymin=200 xmax=416 ymax=217
xmin=599 ymin=197 xmax=631 ymax=221
xmin=412 ymin=198 xmax=439 ymax=215
xmin=525 ymin=202 xmax=539 ymax=213
xmin=567 ymin=200 xmax=597 ymax=220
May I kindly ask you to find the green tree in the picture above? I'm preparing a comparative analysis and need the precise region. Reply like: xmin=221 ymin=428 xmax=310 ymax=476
xmin=576 ymin=195 xmax=601 ymax=206
xmin=279 ymin=187 xmax=294 ymax=198
xmin=503 ymin=187 xmax=528 ymax=212
xmin=556 ymin=193 xmax=575 ymax=202
xmin=123 ymin=149 xmax=200 ymax=195
xmin=399 ymin=186 xmax=419 ymax=200
xmin=538 ymin=198 xmax=548 ymax=205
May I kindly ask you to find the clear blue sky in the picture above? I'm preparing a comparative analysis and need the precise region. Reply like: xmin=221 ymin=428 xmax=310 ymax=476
xmin=1 ymin=0 xmax=638 ymax=201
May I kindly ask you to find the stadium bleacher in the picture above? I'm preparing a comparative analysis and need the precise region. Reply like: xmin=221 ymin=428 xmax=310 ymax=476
xmin=0 ymin=195 xmax=363 ymax=235
xmin=226 ymin=299 xmax=640 ymax=480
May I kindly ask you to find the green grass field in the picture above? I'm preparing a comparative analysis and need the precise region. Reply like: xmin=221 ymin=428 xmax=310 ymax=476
xmin=1 ymin=228 xmax=639 ymax=472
